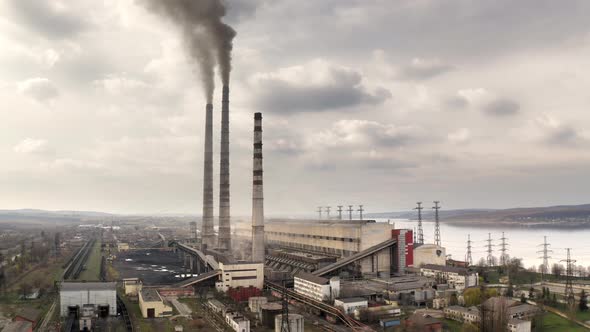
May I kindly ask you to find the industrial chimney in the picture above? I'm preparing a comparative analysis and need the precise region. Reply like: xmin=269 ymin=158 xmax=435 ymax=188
xmin=201 ymin=103 xmax=215 ymax=250
xmin=218 ymin=85 xmax=231 ymax=251
xmin=251 ymin=112 xmax=265 ymax=262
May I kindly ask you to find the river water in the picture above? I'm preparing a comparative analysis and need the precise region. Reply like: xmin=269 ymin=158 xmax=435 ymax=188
xmin=376 ymin=218 xmax=590 ymax=269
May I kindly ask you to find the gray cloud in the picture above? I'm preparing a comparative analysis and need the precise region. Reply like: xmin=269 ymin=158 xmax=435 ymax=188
xmin=17 ymin=78 xmax=59 ymax=102
xmin=5 ymin=0 xmax=89 ymax=39
xmin=483 ymin=98 xmax=520 ymax=116
xmin=252 ymin=60 xmax=391 ymax=113
xmin=398 ymin=58 xmax=454 ymax=80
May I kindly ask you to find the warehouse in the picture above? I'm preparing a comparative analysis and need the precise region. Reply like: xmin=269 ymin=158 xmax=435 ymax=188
xmin=60 ymin=282 xmax=117 ymax=317
xmin=138 ymin=288 xmax=173 ymax=318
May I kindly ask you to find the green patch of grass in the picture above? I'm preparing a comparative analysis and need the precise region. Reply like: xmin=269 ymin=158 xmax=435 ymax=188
xmin=77 ymin=240 xmax=102 ymax=281
xmin=542 ymin=312 xmax=588 ymax=332
xmin=443 ymin=319 xmax=464 ymax=332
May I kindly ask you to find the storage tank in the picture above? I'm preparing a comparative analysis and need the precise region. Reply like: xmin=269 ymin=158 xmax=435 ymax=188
xmin=248 ymin=296 xmax=268 ymax=315
xmin=274 ymin=314 xmax=304 ymax=332
xmin=260 ymin=302 xmax=282 ymax=328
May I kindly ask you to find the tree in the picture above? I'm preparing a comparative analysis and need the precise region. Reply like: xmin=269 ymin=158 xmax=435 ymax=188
xmin=552 ymin=293 xmax=557 ymax=306
xmin=450 ymin=293 xmax=459 ymax=306
xmin=580 ymin=290 xmax=588 ymax=312
xmin=552 ymin=263 xmax=564 ymax=277
xmin=506 ymin=283 xmax=514 ymax=298
xmin=521 ymin=293 xmax=527 ymax=303
xmin=529 ymin=287 xmax=535 ymax=300
xmin=464 ymin=288 xmax=483 ymax=307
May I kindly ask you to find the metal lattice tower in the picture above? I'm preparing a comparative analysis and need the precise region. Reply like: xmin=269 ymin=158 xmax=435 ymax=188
xmin=358 ymin=205 xmax=364 ymax=220
xmin=499 ymin=232 xmax=509 ymax=266
xmin=466 ymin=234 xmax=473 ymax=266
xmin=537 ymin=236 xmax=552 ymax=280
xmin=561 ymin=248 xmax=576 ymax=308
xmin=415 ymin=202 xmax=424 ymax=244
xmin=325 ymin=206 xmax=331 ymax=219
xmin=413 ymin=227 xmax=417 ymax=244
xmin=317 ymin=207 xmax=322 ymax=220
xmin=280 ymin=280 xmax=291 ymax=332
xmin=347 ymin=205 xmax=353 ymax=220
xmin=433 ymin=201 xmax=441 ymax=247
xmin=337 ymin=206 xmax=343 ymax=220
xmin=486 ymin=233 xmax=494 ymax=266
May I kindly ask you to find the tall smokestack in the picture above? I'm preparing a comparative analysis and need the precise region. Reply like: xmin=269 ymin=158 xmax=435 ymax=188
xmin=218 ymin=85 xmax=231 ymax=251
xmin=201 ymin=103 xmax=215 ymax=249
xmin=251 ymin=112 xmax=265 ymax=262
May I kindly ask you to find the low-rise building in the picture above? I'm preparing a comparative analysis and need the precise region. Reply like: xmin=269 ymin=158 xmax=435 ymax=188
xmin=294 ymin=272 xmax=340 ymax=302
xmin=405 ymin=313 xmax=442 ymax=332
xmin=138 ymin=288 xmax=173 ymax=318
xmin=225 ymin=312 xmax=250 ymax=332
xmin=14 ymin=308 xmax=41 ymax=330
xmin=508 ymin=318 xmax=531 ymax=332
xmin=334 ymin=297 xmax=368 ymax=315
xmin=123 ymin=278 xmax=142 ymax=296
xmin=444 ymin=305 xmax=480 ymax=324
xmin=420 ymin=264 xmax=478 ymax=290
xmin=216 ymin=262 xmax=264 ymax=292
xmin=208 ymin=299 xmax=227 ymax=315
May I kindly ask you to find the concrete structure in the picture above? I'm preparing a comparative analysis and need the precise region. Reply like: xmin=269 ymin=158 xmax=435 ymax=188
xmin=334 ymin=297 xmax=368 ymax=315
xmin=483 ymin=297 xmax=540 ymax=321
xmin=1 ymin=321 xmax=32 ymax=332
xmin=218 ymin=85 xmax=231 ymax=251
xmin=117 ymin=243 xmax=130 ymax=251
xmin=420 ymin=264 xmax=478 ymax=291
xmin=251 ymin=112 xmax=265 ymax=262
xmin=413 ymin=244 xmax=446 ymax=267
xmin=294 ymin=272 xmax=340 ymax=302
xmin=202 ymin=103 xmax=215 ymax=249
xmin=208 ymin=299 xmax=227 ymax=315
xmin=138 ymin=288 xmax=173 ymax=318
xmin=14 ymin=308 xmax=40 ymax=330
xmin=274 ymin=314 xmax=304 ymax=332
xmin=392 ymin=229 xmax=413 ymax=274
xmin=123 ymin=278 xmax=142 ymax=296
xmin=79 ymin=304 xmax=94 ymax=331
xmin=444 ymin=306 xmax=480 ymax=324
xmin=60 ymin=282 xmax=117 ymax=317
xmin=260 ymin=302 xmax=282 ymax=328
xmin=248 ymin=296 xmax=267 ymax=315
xmin=225 ymin=312 xmax=250 ymax=332
xmin=265 ymin=219 xmax=394 ymax=275
xmin=216 ymin=262 xmax=264 ymax=292
xmin=508 ymin=318 xmax=531 ymax=332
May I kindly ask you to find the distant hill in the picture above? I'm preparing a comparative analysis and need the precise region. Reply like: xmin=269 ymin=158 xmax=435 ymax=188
xmin=367 ymin=204 xmax=590 ymax=228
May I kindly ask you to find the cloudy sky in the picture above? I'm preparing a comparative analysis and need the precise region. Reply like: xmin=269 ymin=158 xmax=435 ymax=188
xmin=1 ymin=0 xmax=590 ymax=215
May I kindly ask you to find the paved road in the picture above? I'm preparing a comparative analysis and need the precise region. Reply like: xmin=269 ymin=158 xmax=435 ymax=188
xmin=168 ymin=298 xmax=192 ymax=317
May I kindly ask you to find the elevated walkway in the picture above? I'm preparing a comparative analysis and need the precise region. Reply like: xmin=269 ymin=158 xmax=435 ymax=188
xmin=172 ymin=270 xmax=221 ymax=288
xmin=312 ymin=238 xmax=397 ymax=276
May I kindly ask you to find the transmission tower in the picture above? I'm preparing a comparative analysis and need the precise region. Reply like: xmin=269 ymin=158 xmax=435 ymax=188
xmin=486 ymin=233 xmax=494 ymax=266
xmin=415 ymin=202 xmax=424 ymax=244
xmin=325 ymin=206 xmax=331 ymax=219
xmin=317 ymin=207 xmax=322 ymax=220
xmin=358 ymin=205 xmax=364 ymax=220
xmin=413 ymin=227 xmax=417 ymax=244
xmin=537 ymin=236 xmax=552 ymax=280
xmin=466 ymin=234 xmax=473 ymax=266
xmin=280 ymin=280 xmax=291 ymax=332
xmin=561 ymin=248 xmax=576 ymax=308
xmin=433 ymin=201 xmax=441 ymax=246
xmin=347 ymin=205 xmax=353 ymax=220
xmin=499 ymin=232 xmax=509 ymax=266
xmin=337 ymin=206 xmax=343 ymax=220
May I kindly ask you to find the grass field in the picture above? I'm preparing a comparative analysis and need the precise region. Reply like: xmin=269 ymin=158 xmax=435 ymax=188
xmin=543 ymin=312 xmax=589 ymax=332
xmin=78 ymin=240 xmax=102 ymax=281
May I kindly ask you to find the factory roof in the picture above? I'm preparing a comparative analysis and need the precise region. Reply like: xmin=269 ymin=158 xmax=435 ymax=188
xmin=61 ymin=282 xmax=117 ymax=291
xmin=295 ymin=272 xmax=329 ymax=285
xmin=15 ymin=307 xmax=42 ymax=322
xmin=335 ymin=297 xmax=368 ymax=304
xmin=2 ymin=321 xmax=32 ymax=332
xmin=140 ymin=288 xmax=162 ymax=302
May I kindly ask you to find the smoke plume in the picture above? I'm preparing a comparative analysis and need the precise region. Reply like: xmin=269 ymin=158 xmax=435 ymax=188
xmin=143 ymin=0 xmax=236 ymax=102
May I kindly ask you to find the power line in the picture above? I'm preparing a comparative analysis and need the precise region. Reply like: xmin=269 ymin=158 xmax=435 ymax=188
xmin=337 ymin=206 xmax=343 ymax=220
xmin=499 ymin=232 xmax=509 ymax=266
xmin=561 ymin=248 xmax=577 ymax=308
xmin=317 ymin=206 xmax=322 ymax=220
xmin=433 ymin=201 xmax=441 ymax=247
xmin=466 ymin=234 xmax=473 ymax=266
xmin=485 ymin=233 xmax=494 ymax=267
xmin=537 ymin=236 xmax=552 ymax=280
xmin=415 ymin=202 xmax=424 ymax=244
xmin=358 ymin=205 xmax=364 ymax=221
xmin=347 ymin=205 xmax=353 ymax=221
xmin=325 ymin=206 xmax=331 ymax=219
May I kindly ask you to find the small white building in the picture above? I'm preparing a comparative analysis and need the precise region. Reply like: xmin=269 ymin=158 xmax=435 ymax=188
xmin=420 ymin=264 xmax=478 ymax=291
xmin=216 ymin=262 xmax=264 ymax=292
xmin=294 ymin=272 xmax=340 ymax=302
xmin=226 ymin=312 xmax=250 ymax=332
xmin=334 ymin=297 xmax=368 ymax=315
xmin=60 ymin=282 xmax=117 ymax=317
xmin=274 ymin=314 xmax=304 ymax=332
xmin=508 ymin=318 xmax=531 ymax=332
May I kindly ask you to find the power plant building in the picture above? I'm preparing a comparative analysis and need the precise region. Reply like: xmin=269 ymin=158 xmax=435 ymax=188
xmin=60 ymin=282 xmax=117 ymax=317
xmin=216 ymin=262 xmax=264 ymax=292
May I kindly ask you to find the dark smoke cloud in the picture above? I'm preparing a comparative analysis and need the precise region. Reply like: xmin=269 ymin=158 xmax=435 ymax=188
xmin=142 ymin=0 xmax=236 ymax=102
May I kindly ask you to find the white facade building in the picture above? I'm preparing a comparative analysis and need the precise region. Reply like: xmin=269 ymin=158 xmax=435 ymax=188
xmin=294 ymin=272 xmax=340 ymax=302
xmin=216 ymin=262 xmax=264 ymax=292
xmin=420 ymin=264 xmax=478 ymax=291
xmin=60 ymin=282 xmax=117 ymax=317
xmin=508 ymin=318 xmax=531 ymax=332
xmin=334 ymin=298 xmax=368 ymax=315
xmin=226 ymin=312 xmax=250 ymax=332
